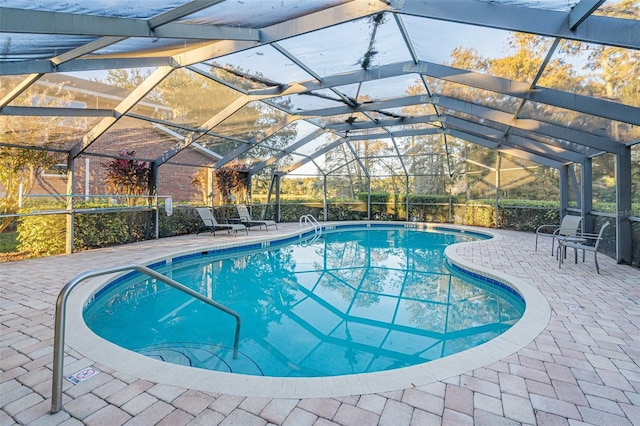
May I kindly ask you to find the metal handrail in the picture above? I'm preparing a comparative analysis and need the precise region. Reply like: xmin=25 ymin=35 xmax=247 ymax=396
xmin=299 ymin=214 xmax=322 ymax=244
xmin=51 ymin=264 xmax=241 ymax=414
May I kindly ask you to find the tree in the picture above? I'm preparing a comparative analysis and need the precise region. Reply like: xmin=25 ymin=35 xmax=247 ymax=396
xmin=0 ymin=76 xmax=77 ymax=232
xmin=0 ymin=149 xmax=58 ymax=233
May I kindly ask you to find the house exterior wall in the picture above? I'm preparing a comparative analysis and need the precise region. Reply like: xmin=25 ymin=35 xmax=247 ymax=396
xmin=28 ymin=118 xmax=212 ymax=205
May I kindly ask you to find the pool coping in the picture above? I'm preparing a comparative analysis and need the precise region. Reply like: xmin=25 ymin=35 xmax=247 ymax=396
xmin=65 ymin=222 xmax=551 ymax=399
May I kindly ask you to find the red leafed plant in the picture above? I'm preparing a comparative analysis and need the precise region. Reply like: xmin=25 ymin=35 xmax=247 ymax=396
xmin=214 ymin=161 xmax=249 ymax=204
xmin=103 ymin=151 xmax=151 ymax=205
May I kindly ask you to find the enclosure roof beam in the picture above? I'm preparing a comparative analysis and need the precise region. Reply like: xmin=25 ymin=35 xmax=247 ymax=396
xmin=325 ymin=109 xmax=603 ymax=158
xmin=342 ymin=123 xmax=578 ymax=165
xmin=396 ymin=1 xmax=639 ymax=49
xmin=0 ymin=7 xmax=260 ymax=41
xmin=0 ymin=1 xmax=388 ymax=76
xmin=444 ymin=117 xmax=585 ymax=164
xmin=0 ymin=74 xmax=42 ymax=108
xmin=433 ymin=96 xmax=620 ymax=155
xmin=70 ymin=65 xmax=174 ymax=159
xmin=325 ymin=115 xmax=441 ymax=132
xmin=346 ymin=128 xmax=441 ymax=140
xmin=171 ymin=1 xmax=389 ymax=68
xmin=325 ymin=157 xmax=360 ymax=176
xmin=0 ymin=57 xmax=173 ymax=76
xmin=569 ymin=0 xmax=606 ymax=30
xmin=295 ymin=88 xmax=624 ymax=154
xmin=250 ymin=128 xmax=327 ymax=174
xmin=147 ymin=1 xmax=226 ymax=29
xmin=281 ymin=137 xmax=346 ymax=175
xmin=275 ymin=61 xmax=640 ymax=127
xmin=446 ymin=129 xmax=565 ymax=169
xmin=213 ymin=114 xmax=301 ymax=170
xmin=154 ymin=95 xmax=253 ymax=166
xmin=345 ymin=139 xmax=370 ymax=179
xmin=0 ymin=106 xmax=114 ymax=118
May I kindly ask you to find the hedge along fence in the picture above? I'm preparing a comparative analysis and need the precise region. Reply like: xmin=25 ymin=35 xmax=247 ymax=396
xmin=463 ymin=199 xmax=561 ymax=231
xmin=16 ymin=203 xmax=200 ymax=256
xmin=13 ymin=199 xmax=639 ymax=267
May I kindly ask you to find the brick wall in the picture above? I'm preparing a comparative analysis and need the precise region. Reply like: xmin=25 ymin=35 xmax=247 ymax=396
xmin=29 ymin=117 xmax=214 ymax=204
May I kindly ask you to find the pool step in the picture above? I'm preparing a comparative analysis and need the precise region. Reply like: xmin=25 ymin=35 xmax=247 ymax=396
xmin=138 ymin=343 xmax=264 ymax=375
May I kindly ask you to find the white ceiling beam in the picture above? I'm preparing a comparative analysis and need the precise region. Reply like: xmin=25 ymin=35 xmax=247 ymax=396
xmin=569 ymin=0 xmax=606 ymax=30
xmin=446 ymin=129 xmax=565 ymax=169
xmin=276 ymin=61 xmax=640 ymax=128
xmin=298 ymin=94 xmax=613 ymax=155
xmin=171 ymin=1 xmax=390 ymax=67
xmin=0 ymin=106 xmax=113 ymax=117
xmin=70 ymin=66 xmax=174 ymax=158
xmin=147 ymin=1 xmax=225 ymax=28
xmin=155 ymin=95 xmax=253 ymax=166
xmin=0 ymin=73 xmax=42 ymax=108
xmin=250 ymin=128 xmax=327 ymax=174
xmin=397 ymin=0 xmax=640 ymax=50
xmin=0 ymin=7 xmax=259 ymax=41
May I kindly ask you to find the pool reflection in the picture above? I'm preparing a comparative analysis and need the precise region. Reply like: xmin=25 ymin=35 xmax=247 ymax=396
xmin=84 ymin=228 xmax=523 ymax=377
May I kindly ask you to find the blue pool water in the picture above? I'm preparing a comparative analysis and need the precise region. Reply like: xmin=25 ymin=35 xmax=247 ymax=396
xmin=84 ymin=226 xmax=524 ymax=377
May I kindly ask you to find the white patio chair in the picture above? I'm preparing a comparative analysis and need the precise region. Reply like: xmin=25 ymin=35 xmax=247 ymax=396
xmin=535 ymin=215 xmax=582 ymax=256
xmin=557 ymin=221 xmax=610 ymax=274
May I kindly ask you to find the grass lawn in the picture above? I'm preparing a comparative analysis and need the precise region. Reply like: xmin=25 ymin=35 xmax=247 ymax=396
xmin=0 ymin=231 xmax=18 ymax=252
xmin=0 ymin=231 xmax=29 ymax=262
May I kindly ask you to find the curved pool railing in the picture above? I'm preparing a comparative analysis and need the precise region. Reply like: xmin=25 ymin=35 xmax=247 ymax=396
xmin=299 ymin=214 xmax=322 ymax=245
xmin=51 ymin=264 xmax=241 ymax=414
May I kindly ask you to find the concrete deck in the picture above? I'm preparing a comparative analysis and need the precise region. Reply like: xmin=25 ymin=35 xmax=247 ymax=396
xmin=1 ymin=223 xmax=639 ymax=425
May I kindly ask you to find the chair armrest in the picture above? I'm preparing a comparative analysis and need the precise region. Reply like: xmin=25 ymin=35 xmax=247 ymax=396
xmin=558 ymin=232 xmax=599 ymax=244
xmin=536 ymin=224 xmax=559 ymax=234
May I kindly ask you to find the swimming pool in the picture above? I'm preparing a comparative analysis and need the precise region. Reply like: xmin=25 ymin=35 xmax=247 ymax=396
xmin=83 ymin=225 xmax=524 ymax=378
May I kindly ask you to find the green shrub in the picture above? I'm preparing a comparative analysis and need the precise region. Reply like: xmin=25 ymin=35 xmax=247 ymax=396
xmin=158 ymin=206 xmax=200 ymax=237
xmin=17 ymin=209 xmax=66 ymax=256
xmin=463 ymin=199 xmax=559 ymax=230
xmin=74 ymin=210 xmax=132 ymax=249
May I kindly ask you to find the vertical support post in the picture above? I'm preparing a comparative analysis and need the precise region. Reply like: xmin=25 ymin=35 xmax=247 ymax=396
xmin=494 ymin=153 xmax=501 ymax=229
xmin=569 ymin=164 xmax=581 ymax=210
xmin=247 ymin=172 xmax=253 ymax=207
xmin=323 ymin=175 xmax=328 ymax=221
xmin=207 ymin=168 xmax=214 ymax=207
xmin=149 ymin=162 xmax=159 ymax=240
xmin=84 ymin=157 xmax=90 ymax=202
xmin=616 ymin=147 xmax=632 ymax=264
xmin=405 ymin=175 xmax=410 ymax=221
xmin=65 ymin=156 xmax=75 ymax=254
xmin=559 ymin=164 xmax=569 ymax=220
xmin=367 ymin=177 xmax=371 ymax=220
xmin=581 ymin=159 xmax=593 ymax=233
xmin=274 ymin=173 xmax=281 ymax=223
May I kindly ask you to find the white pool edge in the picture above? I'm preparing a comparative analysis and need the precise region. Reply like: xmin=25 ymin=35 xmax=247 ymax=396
xmin=65 ymin=222 xmax=551 ymax=398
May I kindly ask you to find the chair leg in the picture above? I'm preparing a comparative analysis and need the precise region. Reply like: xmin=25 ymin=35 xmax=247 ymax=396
xmin=558 ymin=244 xmax=563 ymax=268
xmin=594 ymin=252 xmax=600 ymax=274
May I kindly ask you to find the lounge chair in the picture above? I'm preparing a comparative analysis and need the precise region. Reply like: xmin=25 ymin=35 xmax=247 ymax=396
xmin=535 ymin=215 xmax=582 ymax=256
xmin=195 ymin=207 xmax=248 ymax=236
xmin=557 ymin=221 xmax=610 ymax=274
xmin=235 ymin=204 xmax=278 ymax=231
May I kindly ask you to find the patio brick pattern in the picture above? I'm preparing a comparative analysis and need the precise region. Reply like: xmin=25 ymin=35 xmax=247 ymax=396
xmin=1 ymin=224 xmax=639 ymax=425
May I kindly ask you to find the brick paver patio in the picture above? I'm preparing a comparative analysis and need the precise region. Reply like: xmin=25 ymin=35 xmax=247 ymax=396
xmin=1 ymin=223 xmax=639 ymax=425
